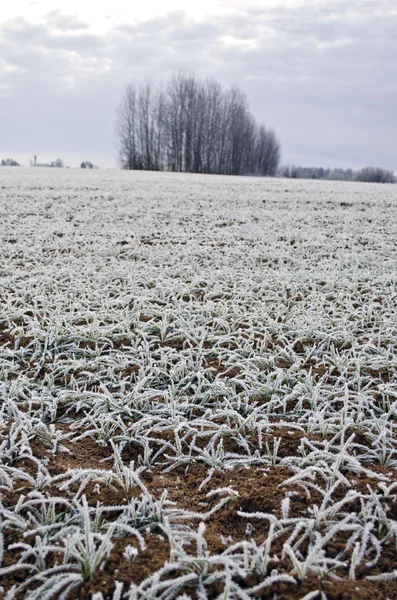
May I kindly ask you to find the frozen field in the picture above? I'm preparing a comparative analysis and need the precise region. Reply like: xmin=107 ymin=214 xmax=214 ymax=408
xmin=1 ymin=168 xmax=397 ymax=599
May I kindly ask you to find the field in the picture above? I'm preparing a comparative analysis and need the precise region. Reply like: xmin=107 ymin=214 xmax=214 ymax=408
xmin=1 ymin=168 xmax=397 ymax=600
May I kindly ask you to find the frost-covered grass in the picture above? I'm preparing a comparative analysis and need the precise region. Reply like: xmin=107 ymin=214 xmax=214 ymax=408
xmin=0 ymin=168 xmax=397 ymax=599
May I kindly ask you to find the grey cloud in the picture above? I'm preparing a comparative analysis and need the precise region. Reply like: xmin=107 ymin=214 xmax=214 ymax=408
xmin=0 ymin=17 xmax=105 ymax=54
xmin=45 ymin=10 xmax=90 ymax=31
xmin=0 ymin=1 xmax=396 ymax=169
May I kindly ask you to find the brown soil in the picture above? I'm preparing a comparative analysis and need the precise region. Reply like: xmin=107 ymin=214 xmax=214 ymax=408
xmin=1 ymin=341 xmax=397 ymax=600
xmin=2 ymin=417 xmax=397 ymax=599
xmin=0 ymin=322 xmax=15 ymax=347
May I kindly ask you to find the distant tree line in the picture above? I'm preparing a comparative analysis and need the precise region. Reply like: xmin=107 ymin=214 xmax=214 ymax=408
xmin=1 ymin=158 xmax=20 ymax=166
xmin=116 ymin=72 xmax=281 ymax=176
xmin=280 ymin=165 xmax=396 ymax=184
xmin=80 ymin=161 xmax=98 ymax=169
xmin=50 ymin=158 xmax=64 ymax=168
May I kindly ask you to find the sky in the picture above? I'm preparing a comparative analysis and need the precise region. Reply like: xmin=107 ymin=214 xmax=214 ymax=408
xmin=1 ymin=0 xmax=396 ymax=170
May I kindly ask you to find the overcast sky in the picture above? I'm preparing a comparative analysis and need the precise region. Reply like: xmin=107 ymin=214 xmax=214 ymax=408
xmin=1 ymin=0 xmax=396 ymax=170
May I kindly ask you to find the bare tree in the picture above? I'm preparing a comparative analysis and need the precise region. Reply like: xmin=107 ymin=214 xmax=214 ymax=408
xmin=254 ymin=126 xmax=281 ymax=176
xmin=116 ymin=84 xmax=139 ymax=170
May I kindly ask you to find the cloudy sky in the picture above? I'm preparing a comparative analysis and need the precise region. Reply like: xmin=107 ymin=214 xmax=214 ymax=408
xmin=1 ymin=0 xmax=396 ymax=170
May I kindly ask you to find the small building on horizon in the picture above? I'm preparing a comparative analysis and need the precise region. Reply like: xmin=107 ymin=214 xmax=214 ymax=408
xmin=30 ymin=155 xmax=50 ymax=167
xmin=30 ymin=156 xmax=64 ymax=168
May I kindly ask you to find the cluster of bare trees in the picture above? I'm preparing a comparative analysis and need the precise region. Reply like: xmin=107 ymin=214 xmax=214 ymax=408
xmin=116 ymin=72 xmax=281 ymax=176
xmin=354 ymin=166 xmax=396 ymax=184
xmin=1 ymin=158 xmax=20 ymax=166
xmin=280 ymin=165 xmax=396 ymax=184
xmin=50 ymin=159 xmax=64 ymax=168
